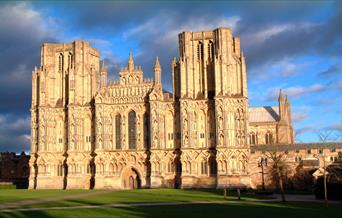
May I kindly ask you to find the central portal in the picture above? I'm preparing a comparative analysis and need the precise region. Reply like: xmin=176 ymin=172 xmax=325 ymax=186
xmin=122 ymin=167 xmax=141 ymax=189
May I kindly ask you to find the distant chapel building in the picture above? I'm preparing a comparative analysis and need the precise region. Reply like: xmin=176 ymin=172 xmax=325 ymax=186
xmin=29 ymin=27 xmax=294 ymax=189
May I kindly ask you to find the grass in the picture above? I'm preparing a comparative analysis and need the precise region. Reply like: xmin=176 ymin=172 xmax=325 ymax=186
xmin=0 ymin=189 xmax=340 ymax=218
xmin=12 ymin=189 xmax=275 ymax=209
xmin=0 ymin=189 xmax=90 ymax=204
xmin=1 ymin=201 xmax=342 ymax=218
xmin=0 ymin=184 xmax=16 ymax=189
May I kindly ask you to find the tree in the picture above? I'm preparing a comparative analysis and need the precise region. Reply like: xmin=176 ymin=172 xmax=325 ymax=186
xmin=314 ymin=129 xmax=340 ymax=206
xmin=291 ymin=163 xmax=314 ymax=190
xmin=326 ymin=154 xmax=342 ymax=183
xmin=265 ymin=150 xmax=290 ymax=202
xmin=315 ymin=129 xmax=341 ymax=142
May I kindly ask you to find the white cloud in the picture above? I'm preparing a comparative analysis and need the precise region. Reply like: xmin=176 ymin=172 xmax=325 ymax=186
xmin=279 ymin=63 xmax=297 ymax=77
xmin=292 ymin=111 xmax=308 ymax=123
xmin=243 ymin=21 xmax=318 ymax=47
xmin=0 ymin=2 xmax=59 ymax=40
xmin=286 ymin=84 xmax=325 ymax=97
xmin=124 ymin=14 xmax=241 ymax=46
xmin=262 ymin=83 xmax=325 ymax=101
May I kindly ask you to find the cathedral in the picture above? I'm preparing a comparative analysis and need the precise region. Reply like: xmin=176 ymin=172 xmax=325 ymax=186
xmin=29 ymin=27 xmax=294 ymax=189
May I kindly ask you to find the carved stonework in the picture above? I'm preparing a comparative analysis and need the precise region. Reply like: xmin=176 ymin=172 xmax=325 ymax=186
xmin=30 ymin=27 xmax=294 ymax=189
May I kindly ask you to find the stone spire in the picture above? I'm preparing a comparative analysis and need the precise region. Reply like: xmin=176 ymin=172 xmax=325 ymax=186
xmin=101 ymin=60 xmax=107 ymax=72
xmin=285 ymin=94 xmax=289 ymax=105
xmin=278 ymin=89 xmax=283 ymax=103
xmin=127 ymin=52 xmax=134 ymax=71
xmin=100 ymin=60 xmax=107 ymax=87
xmin=154 ymin=56 xmax=161 ymax=84
xmin=278 ymin=89 xmax=288 ymax=123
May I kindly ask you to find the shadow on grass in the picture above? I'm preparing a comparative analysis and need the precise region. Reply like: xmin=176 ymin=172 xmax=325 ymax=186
xmin=2 ymin=201 xmax=342 ymax=218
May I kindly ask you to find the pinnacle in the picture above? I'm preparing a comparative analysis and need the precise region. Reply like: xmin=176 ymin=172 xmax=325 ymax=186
xmin=154 ymin=56 xmax=161 ymax=70
xmin=127 ymin=52 xmax=134 ymax=70
xmin=101 ymin=60 xmax=107 ymax=72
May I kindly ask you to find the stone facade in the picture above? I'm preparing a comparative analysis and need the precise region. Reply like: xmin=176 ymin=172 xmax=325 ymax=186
xmin=29 ymin=27 xmax=295 ymax=189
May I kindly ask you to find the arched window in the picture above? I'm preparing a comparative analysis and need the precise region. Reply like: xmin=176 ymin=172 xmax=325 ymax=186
xmin=115 ymin=114 xmax=121 ymax=149
xmin=250 ymin=132 xmax=257 ymax=145
xmin=197 ymin=110 xmax=206 ymax=148
xmin=167 ymin=161 xmax=173 ymax=173
xmin=201 ymin=160 xmax=208 ymax=175
xmin=143 ymin=112 xmax=150 ymax=149
xmin=197 ymin=41 xmax=204 ymax=60
xmin=230 ymin=157 xmax=237 ymax=174
xmin=128 ymin=111 xmax=137 ymax=149
xmin=68 ymin=52 xmax=73 ymax=69
xmin=57 ymin=164 xmax=63 ymax=176
xmin=59 ymin=53 xmax=63 ymax=72
xmin=265 ymin=132 xmax=273 ymax=144
xmin=187 ymin=161 xmax=191 ymax=174
xmin=208 ymin=41 xmax=214 ymax=61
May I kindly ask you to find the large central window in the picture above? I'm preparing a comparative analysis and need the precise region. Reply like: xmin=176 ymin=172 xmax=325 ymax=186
xmin=128 ymin=111 xmax=137 ymax=149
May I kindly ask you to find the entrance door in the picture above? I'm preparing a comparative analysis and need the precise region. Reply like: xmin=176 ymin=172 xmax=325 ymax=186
xmin=129 ymin=176 xmax=135 ymax=189
xmin=122 ymin=167 xmax=141 ymax=189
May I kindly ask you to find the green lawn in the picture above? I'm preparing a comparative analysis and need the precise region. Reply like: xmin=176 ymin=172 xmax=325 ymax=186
xmin=0 ymin=189 xmax=340 ymax=218
xmin=1 ymin=202 xmax=342 ymax=218
xmin=2 ymin=189 xmax=273 ymax=209
xmin=0 ymin=189 xmax=90 ymax=204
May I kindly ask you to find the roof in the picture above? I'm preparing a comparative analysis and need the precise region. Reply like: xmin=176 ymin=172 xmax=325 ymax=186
xmin=251 ymin=142 xmax=342 ymax=152
xmin=249 ymin=106 xmax=279 ymax=123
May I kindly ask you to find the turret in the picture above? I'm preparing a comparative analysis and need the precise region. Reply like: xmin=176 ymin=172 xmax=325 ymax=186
xmin=285 ymin=95 xmax=292 ymax=124
xmin=278 ymin=89 xmax=286 ymax=122
xmin=154 ymin=56 xmax=161 ymax=84
xmin=100 ymin=60 xmax=107 ymax=88
xmin=278 ymin=89 xmax=284 ymax=104
xmin=277 ymin=90 xmax=294 ymax=144
xmin=127 ymin=52 xmax=134 ymax=71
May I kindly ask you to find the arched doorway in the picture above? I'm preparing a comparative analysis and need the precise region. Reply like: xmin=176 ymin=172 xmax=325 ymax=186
xmin=122 ymin=167 xmax=141 ymax=189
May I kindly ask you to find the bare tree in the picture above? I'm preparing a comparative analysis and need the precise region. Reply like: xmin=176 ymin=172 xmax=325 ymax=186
xmin=315 ymin=129 xmax=341 ymax=142
xmin=315 ymin=128 xmax=341 ymax=206
xmin=265 ymin=150 xmax=290 ymax=202
xmin=294 ymin=131 xmax=303 ymax=143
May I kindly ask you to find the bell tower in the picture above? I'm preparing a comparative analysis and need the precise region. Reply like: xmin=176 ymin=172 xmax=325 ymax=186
xmin=173 ymin=27 xmax=249 ymax=188
xmin=29 ymin=41 xmax=100 ymax=189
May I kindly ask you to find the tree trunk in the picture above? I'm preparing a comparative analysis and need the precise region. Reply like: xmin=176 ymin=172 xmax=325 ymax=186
xmin=277 ymin=169 xmax=286 ymax=202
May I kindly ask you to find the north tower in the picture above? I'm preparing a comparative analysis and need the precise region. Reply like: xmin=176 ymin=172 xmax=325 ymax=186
xmin=173 ymin=28 xmax=250 ymax=188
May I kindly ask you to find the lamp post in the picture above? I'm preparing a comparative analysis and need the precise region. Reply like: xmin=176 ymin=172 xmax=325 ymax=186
xmin=317 ymin=153 xmax=328 ymax=207
xmin=258 ymin=157 xmax=267 ymax=191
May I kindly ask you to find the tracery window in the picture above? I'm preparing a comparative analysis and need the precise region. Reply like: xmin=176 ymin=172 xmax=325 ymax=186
xmin=167 ymin=161 xmax=173 ymax=173
xmin=197 ymin=41 xmax=204 ymax=60
xmin=230 ymin=157 xmax=237 ymax=174
xmin=201 ymin=160 xmax=208 ymax=175
xmin=57 ymin=164 xmax=63 ymax=176
xmin=115 ymin=114 xmax=121 ymax=149
xmin=128 ymin=111 xmax=137 ymax=149
xmin=67 ymin=52 xmax=73 ymax=69
xmin=265 ymin=132 xmax=273 ymax=144
xmin=208 ymin=41 xmax=214 ymax=61
xmin=250 ymin=132 xmax=257 ymax=145
xmin=58 ymin=53 xmax=63 ymax=72
xmin=143 ymin=112 xmax=150 ymax=149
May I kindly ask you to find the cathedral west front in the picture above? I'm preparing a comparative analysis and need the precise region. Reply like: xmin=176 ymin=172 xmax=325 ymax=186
xmin=29 ymin=27 xmax=294 ymax=189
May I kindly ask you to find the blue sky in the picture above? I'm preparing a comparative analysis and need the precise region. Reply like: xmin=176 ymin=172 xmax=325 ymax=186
xmin=0 ymin=1 xmax=341 ymax=152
